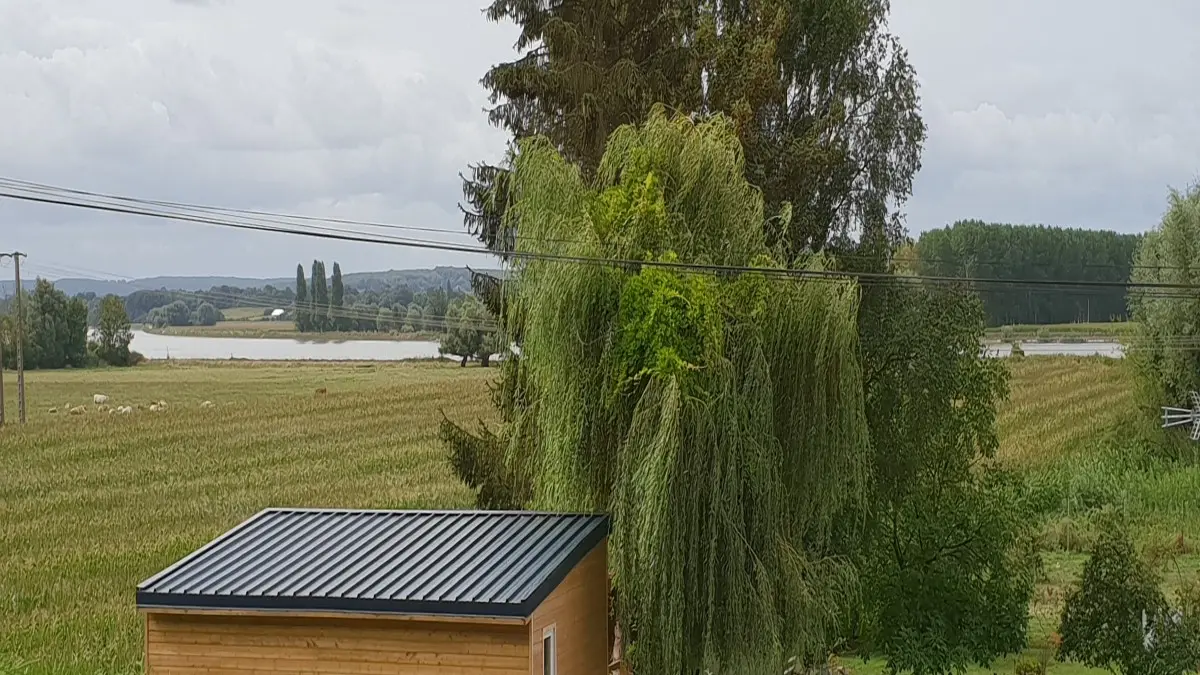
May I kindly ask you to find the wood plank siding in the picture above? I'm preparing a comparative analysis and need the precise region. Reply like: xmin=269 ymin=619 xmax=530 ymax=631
xmin=529 ymin=541 xmax=609 ymax=675
xmin=145 ymin=612 xmax=530 ymax=674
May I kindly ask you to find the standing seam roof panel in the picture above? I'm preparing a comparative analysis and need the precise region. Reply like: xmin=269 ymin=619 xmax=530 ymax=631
xmin=136 ymin=508 xmax=609 ymax=618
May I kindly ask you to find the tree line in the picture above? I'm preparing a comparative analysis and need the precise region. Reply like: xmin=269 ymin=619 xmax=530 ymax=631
xmin=292 ymin=260 xmax=477 ymax=335
xmin=915 ymin=220 xmax=1142 ymax=326
xmin=0 ymin=280 xmax=138 ymax=370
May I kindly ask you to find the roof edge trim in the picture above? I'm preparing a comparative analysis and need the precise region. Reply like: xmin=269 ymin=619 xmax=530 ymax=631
xmin=518 ymin=515 xmax=610 ymax=615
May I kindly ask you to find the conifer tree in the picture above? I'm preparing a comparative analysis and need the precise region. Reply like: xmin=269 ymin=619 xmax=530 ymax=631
xmin=294 ymin=264 xmax=309 ymax=332
xmin=330 ymin=262 xmax=345 ymax=331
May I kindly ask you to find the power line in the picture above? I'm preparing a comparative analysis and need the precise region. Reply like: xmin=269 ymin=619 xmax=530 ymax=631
xmin=23 ymin=261 xmax=500 ymax=333
xmin=4 ymin=177 xmax=1200 ymax=292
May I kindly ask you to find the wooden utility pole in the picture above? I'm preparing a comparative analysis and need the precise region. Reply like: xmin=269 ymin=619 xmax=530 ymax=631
xmin=0 ymin=321 xmax=5 ymax=427
xmin=14 ymin=252 xmax=25 ymax=424
xmin=0 ymin=252 xmax=25 ymax=424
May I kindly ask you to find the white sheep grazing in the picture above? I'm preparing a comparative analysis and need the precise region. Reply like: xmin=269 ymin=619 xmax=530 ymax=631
xmin=69 ymin=406 xmax=86 ymax=415
xmin=157 ymin=400 xmax=169 ymax=411
xmin=117 ymin=406 xmax=133 ymax=414
xmin=97 ymin=404 xmax=112 ymax=414
xmin=149 ymin=404 xmax=161 ymax=412
xmin=93 ymin=394 xmax=109 ymax=405
xmin=48 ymin=407 xmax=58 ymax=414
xmin=200 ymin=400 xmax=214 ymax=409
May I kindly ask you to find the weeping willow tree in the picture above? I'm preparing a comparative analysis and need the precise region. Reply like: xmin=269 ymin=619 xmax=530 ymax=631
xmin=494 ymin=107 xmax=870 ymax=674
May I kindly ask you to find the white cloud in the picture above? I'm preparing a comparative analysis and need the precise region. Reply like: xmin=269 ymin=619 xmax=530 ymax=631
xmin=0 ymin=0 xmax=514 ymax=277
xmin=0 ymin=0 xmax=1196 ymax=280
xmin=890 ymin=0 xmax=1200 ymax=233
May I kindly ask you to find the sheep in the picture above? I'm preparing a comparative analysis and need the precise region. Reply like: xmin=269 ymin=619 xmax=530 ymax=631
xmin=93 ymin=394 xmax=109 ymax=405
xmin=69 ymin=406 xmax=86 ymax=415
xmin=149 ymin=404 xmax=161 ymax=413
xmin=200 ymin=400 xmax=215 ymax=409
xmin=97 ymin=404 xmax=112 ymax=414
xmin=116 ymin=406 xmax=133 ymax=415
xmin=315 ymin=387 xmax=328 ymax=395
xmin=48 ymin=407 xmax=58 ymax=414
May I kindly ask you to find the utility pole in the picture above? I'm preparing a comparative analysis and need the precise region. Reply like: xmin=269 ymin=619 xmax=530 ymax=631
xmin=0 ymin=318 xmax=5 ymax=427
xmin=0 ymin=252 xmax=25 ymax=424
xmin=14 ymin=252 xmax=25 ymax=424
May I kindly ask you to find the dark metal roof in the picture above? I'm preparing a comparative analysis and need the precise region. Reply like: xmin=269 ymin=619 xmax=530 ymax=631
xmin=137 ymin=508 xmax=609 ymax=618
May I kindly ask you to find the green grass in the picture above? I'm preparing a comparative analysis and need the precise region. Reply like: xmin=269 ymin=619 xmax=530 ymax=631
xmin=5 ymin=355 xmax=1200 ymax=675
xmin=143 ymin=321 xmax=442 ymax=342
xmin=0 ymin=361 xmax=496 ymax=674
xmin=984 ymin=321 xmax=1135 ymax=341
xmin=217 ymin=306 xmax=271 ymax=321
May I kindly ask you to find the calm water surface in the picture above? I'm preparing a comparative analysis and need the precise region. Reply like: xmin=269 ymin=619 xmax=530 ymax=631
xmin=130 ymin=330 xmax=441 ymax=361
xmin=131 ymin=330 xmax=1124 ymax=361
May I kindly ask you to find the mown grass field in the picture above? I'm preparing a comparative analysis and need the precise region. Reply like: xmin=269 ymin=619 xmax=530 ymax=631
xmin=0 ymin=361 xmax=496 ymax=674
xmin=984 ymin=321 xmax=1135 ymax=341
xmin=3 ymin=355 xmax=1198 ymax=675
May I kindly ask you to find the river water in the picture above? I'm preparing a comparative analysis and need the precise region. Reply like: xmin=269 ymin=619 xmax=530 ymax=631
xmin=130 ymin=330 xmax=1125 ymax=361
xmin=130 ymin=330 xmax=442 ymax=361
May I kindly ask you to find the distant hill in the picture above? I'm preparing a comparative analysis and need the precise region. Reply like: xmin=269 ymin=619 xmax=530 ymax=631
xmin=0 ymin=266 xmax=503 ymax=298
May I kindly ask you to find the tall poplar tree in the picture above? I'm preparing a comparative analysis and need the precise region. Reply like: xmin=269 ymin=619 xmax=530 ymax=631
xmin=294 ymin=264 xmax=309 ymax=332
xmin=310 ymin=260 xmax=329 ymax=332
xmin=330 ymin=262 xmax=345 ymax=331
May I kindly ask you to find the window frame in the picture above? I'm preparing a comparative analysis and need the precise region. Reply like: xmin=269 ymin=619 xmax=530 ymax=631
xmin=542 ymin=624 xmax=557 ymax=675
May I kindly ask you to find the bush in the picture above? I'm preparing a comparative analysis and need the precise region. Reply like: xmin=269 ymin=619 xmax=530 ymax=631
xmin=1058 ymin=517 xmax=1200 ymax=673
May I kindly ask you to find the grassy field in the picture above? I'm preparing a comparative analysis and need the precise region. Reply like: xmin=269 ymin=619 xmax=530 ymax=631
xmin=217 ymin=306 xmax=271 ymax=321
xmin=143 ymin=320 xmax=442 ymax=342
xmin=0 ymin=361 xmax=495 ymax=674
xmin=984 ymin=321 xmax=1135 ymax=341
xmin=4 ymin=355 xmax=1199 ymax=674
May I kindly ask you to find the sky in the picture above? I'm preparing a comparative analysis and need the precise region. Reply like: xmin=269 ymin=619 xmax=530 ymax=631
xmin=0 ymin=0 xmax=1197 ymax=281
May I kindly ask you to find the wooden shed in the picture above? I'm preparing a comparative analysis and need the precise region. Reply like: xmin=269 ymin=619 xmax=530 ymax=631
xmin=136 ymin=508 xmax=610 ymax=674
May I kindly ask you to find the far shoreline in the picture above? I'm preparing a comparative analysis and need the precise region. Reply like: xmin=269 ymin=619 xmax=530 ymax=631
xmin=141 ymin=322 xmax=443 ymax=343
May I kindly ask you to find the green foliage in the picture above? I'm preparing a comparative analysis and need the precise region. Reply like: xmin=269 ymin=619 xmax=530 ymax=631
xmin=854 ymin=281 xmax=1036 ymax=675
xmin=310 ymin=260 xmax=329 ymax=332
xmin=93 ymin=295 xmax=135 ymax=367
xmin=439 ymin=300 xmax=487 ymax=367
xmin=1057 ymin=519 xmax=1184 ymax=674
xmin=1014 ymin=657 xmax=1048 ymax=675
xmin=611 ymin=260 xmax=721 ymax=388
xmin=501 ymin=110 xmax=869 ymax=674
xmin=192 ymin=302 xmax=223 ymax=327
xmin=917 ymin=220 xmax=1141 ymax=326
xmin=464 ymin=0 xmax=924 ymax=260
xmin=376 ymin=307 xmax=395 ymax=332
xmin=162 ymin=300 xmax=191 ymax=327
xmin=405 ymin=302 xmax=424 ymax=332
xmin=330 ymin=262 xmax=345 ymax=331
xmin=294 ymin=263 xmax=310 ymax=331
xmin=6 ymin=279 xmax=89 ymax=370
xmin=1128 ymin=184 xmax=1200 ymax=407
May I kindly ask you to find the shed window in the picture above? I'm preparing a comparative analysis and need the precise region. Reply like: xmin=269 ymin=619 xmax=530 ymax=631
xmin=543 ymin=625 xmax=557 ymax=675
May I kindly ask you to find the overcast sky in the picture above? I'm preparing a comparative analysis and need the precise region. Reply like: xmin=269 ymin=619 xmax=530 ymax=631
xmin=1 ymin=0 xmax=1197 ymax=281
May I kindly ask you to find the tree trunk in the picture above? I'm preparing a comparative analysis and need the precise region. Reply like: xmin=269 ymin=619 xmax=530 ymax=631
xmin=480 ymin=353 xmax=491 ymax=368
xmin=460 ymin=355 xmax=468 ymax=367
